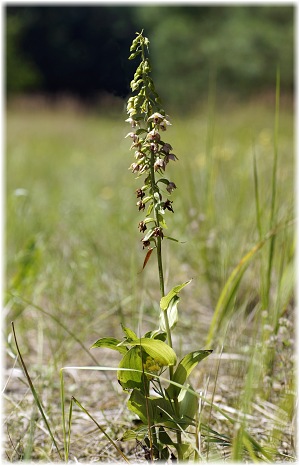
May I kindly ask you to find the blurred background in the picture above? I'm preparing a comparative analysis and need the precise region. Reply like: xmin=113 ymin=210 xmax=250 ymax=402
xmin=6 ymin=5 xmax=294 ymax=109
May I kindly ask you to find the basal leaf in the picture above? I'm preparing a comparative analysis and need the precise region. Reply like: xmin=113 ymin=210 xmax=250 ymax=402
xmin=90 ymin=337 xmax=128 ymax=355
xmin=168 ymin=350 xmax=212 ymax=398
xmin=127 ymin=389 xmax=197 ymax=431
xmin=121 ymin=324 xmax=138 ymax=341
xmin=117 ymin=347 xmax=144 ymax=390
xmin=160 ymin=280 xmax=192 ymax=311
xmin=178 ymin=385 xmax=198 ymax=429
xmin=127 ymin=389 xmax=175 ymax=426
xmin=128 ymin=338 xmax=176 ymax=367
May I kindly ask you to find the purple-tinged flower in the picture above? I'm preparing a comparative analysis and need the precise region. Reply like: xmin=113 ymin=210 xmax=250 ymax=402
xmin=136 ymin=188 xmax=145 ymax=199
xmin=125 ymin=132 xmax=139 ymax=142
xmin=147 ymin=129 xmax=161 ymax=142
xmin=166 ymin=182 xmax=177 ymax=194
xmin=150 ymin=142 xmax=159 ymax=153
xmin=125 ymin=117 xmax=138 ymax=128
xmin=129 ymin=163 xmax=140 ymax=173
xmin=142 ymin=239 xmax=151 ymax=249
xmin=160 ymin=119 xmax=171 ymax=131
xmin=154 ymin=158 xmax=166 ymax=172
xmin=147 ymin=112 xmax=164 ymax=124
xmin=165 ymin=153 xmax=178 ymax=164
xmin=137 ymin=200 xmax=146 ymax=211
xmin=131 ymin=141 xmax=142 ymax=151
xmin=138 ymin=221 xmax=147 ymax=233
xmin=163 ymin=199 xmax=174 ymax=213
xmin=161 ymin=143 xmax=173 ymax=154
xmin=153 ymin=227 xmax=164 ymax=238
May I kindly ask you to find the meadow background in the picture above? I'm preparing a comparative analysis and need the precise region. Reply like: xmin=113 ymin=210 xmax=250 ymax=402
xmin=4 ymin=4 xmax=295 ymax=462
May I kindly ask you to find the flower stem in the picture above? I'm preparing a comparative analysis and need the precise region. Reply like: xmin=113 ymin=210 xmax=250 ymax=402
xmin=149 ymin=152 xmax=174 ymax=375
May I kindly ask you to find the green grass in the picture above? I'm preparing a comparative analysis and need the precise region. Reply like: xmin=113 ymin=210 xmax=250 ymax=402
xmin=4 ymin=96 xmax=295 ymax=462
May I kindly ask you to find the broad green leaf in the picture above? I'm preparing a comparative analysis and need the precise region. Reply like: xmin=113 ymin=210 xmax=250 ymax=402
xmin=127 ymin=389 xmax=176 ymax=426
xmin=143 ymin=330 xmax=167 ymax=341
xmin=159 ymin=296 xmax=179 ymax=332
xmin=122 ymin=425 xmax=149 ymax=442
xmin=117 ymin=347 xmax=145 ymax=390
xmin=178 ymin=385 xmax=198 ymax=429
xmin=157 ymin=427 xmax=175 ymax=446
xmin=121 ymin=324 xmax=138 ymax=341
xmin=90 ymin=337 xmax=127 ymax=355
xmin=160 ymin=280 xmax=192 ymax=311
xmin=128 ymin=388 xmax=197 ymax=431
xmin=168 ymin=350 xmax=212 ymax=398
xmin=128 ymin=338 xmax=176 ymax=367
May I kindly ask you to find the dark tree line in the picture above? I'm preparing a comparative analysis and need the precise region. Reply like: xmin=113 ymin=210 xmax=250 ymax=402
xmin=6 ymin=5 xmax=294 ymax=107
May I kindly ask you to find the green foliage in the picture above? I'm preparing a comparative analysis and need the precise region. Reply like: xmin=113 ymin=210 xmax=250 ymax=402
xmin=6 ymin=14 xmax=41 ymax=93
xmin=134 ymin=6 xmax=294 ymax=107
xmin=5 ymin=6 xmax=294 ymax=108
xmin=168 ymin=350 xmax=213 ymax=399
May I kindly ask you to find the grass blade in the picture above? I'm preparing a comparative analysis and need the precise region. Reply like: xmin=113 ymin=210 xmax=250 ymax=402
xmin=266 ymin=67 xmax=280 ymax=307
xmin=252 ymin=142 xmax=262 ymax=240
xmin=206 ymin=219 xmax=294 ymax=347
xmin=11 ymin=321 xmax=62 ymax=460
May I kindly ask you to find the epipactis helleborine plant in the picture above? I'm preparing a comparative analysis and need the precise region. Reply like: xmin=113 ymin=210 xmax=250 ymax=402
xmin=91 ymin=31 xmax=212 ymax=462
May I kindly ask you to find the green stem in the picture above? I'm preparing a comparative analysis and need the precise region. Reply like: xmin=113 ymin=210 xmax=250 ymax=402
xmin=140 ymin=35 xmax=182 ymax=457
xmin=149 ymin=152 xmax=173 ymax=354
xmin=150 ymin=152 xmax=183 ymax=458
